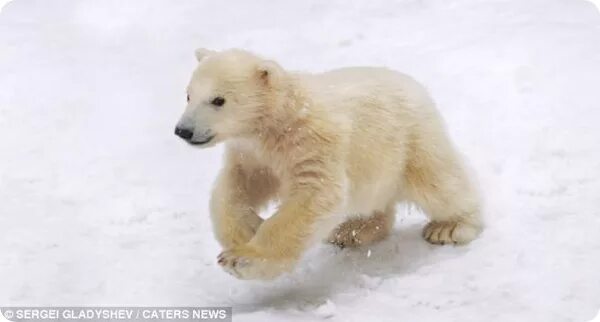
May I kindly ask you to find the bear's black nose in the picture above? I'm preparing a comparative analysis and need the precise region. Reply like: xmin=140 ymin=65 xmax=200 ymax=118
xmin=175 ymin=127 xmax=194 ymax=140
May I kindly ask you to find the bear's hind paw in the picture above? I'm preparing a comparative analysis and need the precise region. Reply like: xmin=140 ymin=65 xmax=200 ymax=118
xmin=422 ymin=221 xmax=481 ymax=245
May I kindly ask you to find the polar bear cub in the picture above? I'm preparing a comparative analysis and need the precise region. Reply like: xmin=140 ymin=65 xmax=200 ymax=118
xmin=175 ymin=49 xmax=482 ymax=280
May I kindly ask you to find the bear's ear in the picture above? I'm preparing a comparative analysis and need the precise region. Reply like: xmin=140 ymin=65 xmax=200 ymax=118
xmin=256 ymin=60 xmax=283 ymax=86
xmin=195 ymin=48 xmax=215 ymax=62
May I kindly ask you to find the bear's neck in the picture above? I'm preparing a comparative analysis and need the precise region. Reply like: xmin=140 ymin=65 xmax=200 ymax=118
xmin=254 ymin=78 xmax=317 ymax=153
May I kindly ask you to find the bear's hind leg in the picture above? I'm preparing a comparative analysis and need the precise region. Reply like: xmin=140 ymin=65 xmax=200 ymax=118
xmin=404 ymin=142 xmax=482 ymax=245
xmin=328 ymin=206 xmax=395 ymax=248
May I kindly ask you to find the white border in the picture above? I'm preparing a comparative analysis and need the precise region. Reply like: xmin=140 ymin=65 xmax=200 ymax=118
xmin=0 ymin=0 xmax=13 ymax=13
xmin=586 ymin=0 xmax=600 ymax=12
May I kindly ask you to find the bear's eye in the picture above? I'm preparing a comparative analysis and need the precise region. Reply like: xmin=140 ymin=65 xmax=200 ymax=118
xmin=187 ymin=94 xmax=190 ymax=102
xmin=211 ymin=97 xmax=225 ymax=107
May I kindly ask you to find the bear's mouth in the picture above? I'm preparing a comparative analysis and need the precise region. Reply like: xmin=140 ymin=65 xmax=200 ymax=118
xmin=188 ymin=135 xmax=215 ymax=146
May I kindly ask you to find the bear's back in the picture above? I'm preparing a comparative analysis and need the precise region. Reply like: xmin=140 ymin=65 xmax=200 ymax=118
xmin=300 ymin=67 xmax=433 ymax=117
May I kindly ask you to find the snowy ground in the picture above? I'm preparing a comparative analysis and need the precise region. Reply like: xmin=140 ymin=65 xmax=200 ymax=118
xmin=1 ymin=0 xmax=600 ymax=321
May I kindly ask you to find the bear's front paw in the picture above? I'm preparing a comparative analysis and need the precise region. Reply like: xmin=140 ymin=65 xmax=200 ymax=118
xmin=217 ymin=245 xmax=293 ymax=280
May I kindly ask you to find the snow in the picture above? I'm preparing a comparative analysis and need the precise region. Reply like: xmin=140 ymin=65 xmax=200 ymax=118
xmin=1 ymin=0 xmax=599 ymax=321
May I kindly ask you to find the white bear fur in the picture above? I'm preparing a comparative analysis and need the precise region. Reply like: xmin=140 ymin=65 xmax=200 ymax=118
xmin=177 ymin=49 xmax=482 ymax=280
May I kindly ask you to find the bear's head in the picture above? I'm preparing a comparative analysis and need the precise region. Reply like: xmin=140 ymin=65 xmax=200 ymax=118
xmin=175 ymin=49 xmax=286 ymax=148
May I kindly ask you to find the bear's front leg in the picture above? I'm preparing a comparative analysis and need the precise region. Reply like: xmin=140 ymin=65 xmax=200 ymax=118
xmin=210 ymin=151 xmax=279 ymax=249
xmin=218 ymin=175 xmax=343 ymax=280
